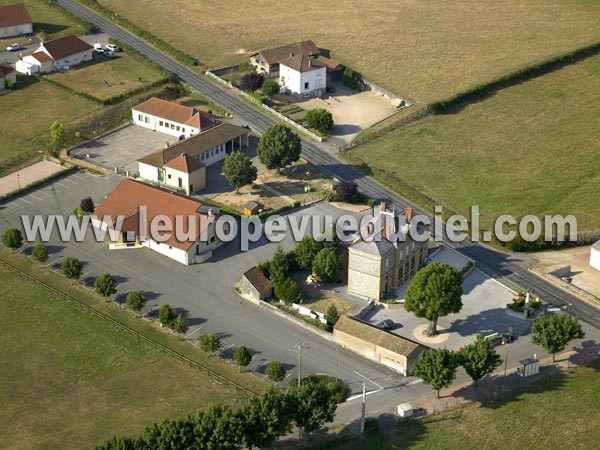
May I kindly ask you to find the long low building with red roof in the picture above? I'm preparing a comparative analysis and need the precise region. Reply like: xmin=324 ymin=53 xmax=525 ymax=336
xmin=0 ymin=3 xmax=32 ymax=38
xmin=91 ymin=179 xmax=224 ymax=265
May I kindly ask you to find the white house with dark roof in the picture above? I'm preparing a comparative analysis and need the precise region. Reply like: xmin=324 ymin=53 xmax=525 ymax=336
xmin=131 ymin=97 xmax=216 ymax=138
xmin=0 ymin=64 xmax=16 ymax=90
xmin=590 ymin=241 xmax=600 ymax=271
xmin=279 ymin=53 xmax=327 ymax=98
xmin=0 ymin=3 xmax=32 ymax=38
xmin=16 ymin=35 xmax=93 ymax=74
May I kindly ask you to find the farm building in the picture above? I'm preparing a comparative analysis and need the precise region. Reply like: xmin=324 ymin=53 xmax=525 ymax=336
xmin=333 ymin=316 xmax=425 ymax=375
xmin=91 ymin=179 xmax=222 ymax=265
xmin=131 ymin=97 xmax=217 ymax=139
xmin=0 ymin=64 xmax=16 ymax=90
xmin=16 ymin=35 xmax=93 ymax=74
xmin=241 ymin=266 xmax=272 ymax=301
xmin=590 ymin=241 xmax=600 ymax=271
xmin=0 ymin=3 xmax=32 ymax=38
xmin=243 ymin=201 xmax=263 ymax=216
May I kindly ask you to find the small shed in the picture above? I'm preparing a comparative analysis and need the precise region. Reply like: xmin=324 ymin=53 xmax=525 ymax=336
xmin=241 ymin=266 xmax=272 ymax=300
xmin=397 ymin=402 xmax=413 ymax=418
xmin=243 ymin=201 xmax=263 ymax=216
xmin=518 ymin=358 xmax=540 ymax=378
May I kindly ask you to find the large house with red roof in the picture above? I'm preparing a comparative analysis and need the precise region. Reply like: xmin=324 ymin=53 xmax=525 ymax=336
xmin=0 ymin=3 xmax=32 ymax=38
xmin=16 ymin=35 xmax=93 ymax=74
xmin=131 ymin=97 xmax=217 ymax=139
xmin=91 ymin=179 xmax=224 ymax=265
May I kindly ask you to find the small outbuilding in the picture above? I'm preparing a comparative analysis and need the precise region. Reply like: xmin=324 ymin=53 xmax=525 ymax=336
xmin=0 ymin=64 xmax=17 ymax=90
xmin=243 ymin=201 xmax=263 ymax=217
xmin=241 ymin=266 xmax=272 ymax=300
xmin=590 ymin=240 xmax=600 ymax=271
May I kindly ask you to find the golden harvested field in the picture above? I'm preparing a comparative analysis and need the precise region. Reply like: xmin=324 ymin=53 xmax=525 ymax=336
xmin=98 ymin=0 xmax=600 ymax=101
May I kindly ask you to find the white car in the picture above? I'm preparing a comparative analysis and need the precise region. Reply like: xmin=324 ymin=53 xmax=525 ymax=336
xmin=93 ymin=43 xmax=104 ymax=53
xmin=105 ymin=44 xmax=119 ymax=52
xmin=6 ymin=43 xmax=21 ymax=52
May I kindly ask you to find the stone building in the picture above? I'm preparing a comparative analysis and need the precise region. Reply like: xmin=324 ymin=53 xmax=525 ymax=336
xmin=347 ymin=204 xmax=429 ymax=300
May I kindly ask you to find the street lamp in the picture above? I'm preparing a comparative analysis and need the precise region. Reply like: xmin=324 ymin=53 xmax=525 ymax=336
xmin=17 ymin=173 xmax=20 ymax=189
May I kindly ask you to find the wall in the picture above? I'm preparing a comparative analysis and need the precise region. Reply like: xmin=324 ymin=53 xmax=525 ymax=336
xmin=0 ymin=23 xmax=32 ymax=38
xmin=590 ymin=247 xmax=600 ymax=271
xmin=53 ymin=50 xmax=93 ymax=70
xmin=197 ymin=142 xmax=227 ymax=166
xmin=147 ymin=239 xmax=189 ymax=264
xmin=131 ymin=110 xmax=198 ymax=138
xmin=347 ymin=249 xmax=382 ymax=300
xmin=138 ymin=161 xmax=159 ymax=183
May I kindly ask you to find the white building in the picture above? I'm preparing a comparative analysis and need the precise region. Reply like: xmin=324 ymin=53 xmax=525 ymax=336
xmin=0 ymin=3 xmax=32 ymax=38
xmin=131 ymin=97 xmax=217 ymax=138
xmin=590 ymin=241 xmax=600 ymax=271
xmin=0 ymin=64 xmax=17 ymax=90
xmin=279 ymin=53 xmax=326 ymax=99
xmin=92 ymin=179 xmax=223 ymax=265
xmin=16 ymin=35 xmax=93 ymax=74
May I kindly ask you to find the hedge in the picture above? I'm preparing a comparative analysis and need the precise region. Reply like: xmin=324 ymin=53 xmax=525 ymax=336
xmin=429 ymin=41 xmax=600 ymax=114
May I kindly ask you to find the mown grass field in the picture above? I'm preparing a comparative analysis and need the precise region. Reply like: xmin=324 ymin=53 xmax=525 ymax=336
xmin=344 ymin=53 xmax=600 ymax=232
xmin=46 ymin=53 xmax=166 ymax=100
xmin=333 ymin=361 xmax=600 ymax=450
xmin=98 ymin=0 xmax=600 ymax=101
xmin=0 ymin=263 xmax=250 ymax=450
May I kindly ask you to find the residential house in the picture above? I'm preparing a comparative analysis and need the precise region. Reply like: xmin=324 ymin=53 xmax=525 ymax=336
xmin=279 ymin=53 xmax=326 ymax=99
xmin=0 ymin=3 xmax=32 ymax=38
xmin=347 ymin=204 xmax=429 ymax=300
xmin=590 ymin=240 xmax=600 ymax=271
xmin=91 ymin=179 xmax=223 ymax=265
xmin=333 ymin=316 xmax=426 ymax=375
xmin=0 ymin=64 xmax=17 ymax=90
xmin=137 ymin=123 xmax=250 ymax=193
xmin=16 ymin=35 xmax=93 ymax=74
xmin=241 ymin=266 xmax=273 ymax=300
xmin=131 ymin=97 xmax=217 ymax=138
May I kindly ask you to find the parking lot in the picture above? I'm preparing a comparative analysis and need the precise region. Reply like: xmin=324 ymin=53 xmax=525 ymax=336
xmin=0 ymin=172 xmax=402 ymax=394
xmin=70 ymin=125 xmax=179 ymax=174
xmin=0 ymin=160 xmax=64 ymax=196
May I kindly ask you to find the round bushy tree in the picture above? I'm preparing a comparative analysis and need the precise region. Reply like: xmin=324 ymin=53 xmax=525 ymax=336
xmin=265 ymin=360 xmax=286 ymax=383
xmin=306 ymin=109 xmax=334 ymax=132
xmin=95 ymin=272 xmax=117 ymax=299
xmin=312 ymin=248 xmax=341 ymax=283
xmin=32 ymin=243 xmax=49 ymax=263
xmin=240 ymin=72 xmax=265 ymax=91
xmin=80 ymin=196 xmax=95 ymax=213
xmin=262 ymin=79 xmax=280 ymax=98
xmin=158 ymin=304 xmax=177 ymax=327
xmin=126 ymin=290 xmax=146 ymax=317
xmin=199 ymin=332 xmax=221 ymax=355
xmin=2 ymin=227 xmax=23 ymax=250
xmin=274 ymin=277 xmax=301 ymax=305
xmin=234 ymin=345 xmax=252 ymax=372
xmin=61 ymin=256 xmax=82 ymax=281
xmin=257 ymin=124 xmax=301 ymax=170
xmin=223 ymin=151 xmax=257 ymax=193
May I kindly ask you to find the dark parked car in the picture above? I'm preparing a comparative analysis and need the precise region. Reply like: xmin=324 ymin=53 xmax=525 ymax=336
xmin=376 ymin=319 xmax=396 ymax=330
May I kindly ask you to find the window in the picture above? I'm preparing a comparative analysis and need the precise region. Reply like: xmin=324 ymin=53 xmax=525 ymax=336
xmin=199 ymin=153 xmax=204 ymax=160
xmin=182 ymin=127 xmax=185 ymax=133
xmin=159 ymin=121 xmax=163 ymax=126
xmin=178 ymin=177 xmax=182 ymax=188
xmin=176 ymin=126 xmax=180 ymax=131
xmin=210 ymin=236 xmax=216 ymax=243
xmin=167 ymin=174 xmax=171 ymax=179
xmin=171 ymin=124 xmax=175 ymax=129
xmin=144 ymin=116 xmax=149 ymax=123
xmin=304 ymin=82 xmax=309 ymax=89
xmin=138 ymin=114 xmax=143 ymax=121
xmin=164 ymin=122 xmax=169 ymax=128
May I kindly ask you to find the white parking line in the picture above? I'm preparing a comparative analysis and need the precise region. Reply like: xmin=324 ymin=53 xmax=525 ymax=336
xmin=46 ymin=255 xmax=64 ymax=267
xmin=37 ymin=191 xmax=53 ymax=198
xmin=18 ymin=197 xmax=34 ymax=205
xmin=7 ymin=201 xmax=23 ymax=209
xmin=82 ymin=271 xmax=92 ymax=278
xmin=56 ymin=182 xmax=71 ymax=189
xmin=29 ymin=194 xmax=43 ymax=201
xmin=184 ymin=326 xmax=203 ymax=339
xmin=63 ymin=179 xmax=78 ymax=185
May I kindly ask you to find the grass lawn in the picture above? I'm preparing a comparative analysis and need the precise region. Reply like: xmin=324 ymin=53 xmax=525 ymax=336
xmin=292 ymin=272 xmax=355 ymax=316
xmin=0 ymin=265 xmax=249 ymax=450
xmin=45 ymin=53 xmax=166 ymax=100
xmin=0 ymin=0 xmax=90 ymax=48
xmin=98 ymin=0 xmax=600 ymax=101
xmin=344 ymin=53 xmax=600 ymax=232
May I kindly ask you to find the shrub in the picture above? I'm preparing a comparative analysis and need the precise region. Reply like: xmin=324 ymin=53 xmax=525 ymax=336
xmin=321 ymin=190 xmax=337 ymax=202
xmin=303 ymin=374 xmax=349 ymax=403
xmin=2 ymin=227 xmax=23 ymax=250
xmin=342 ymin=66 xmax=360 ymax=91
xmin=240 ymin=72 xmax=265 ymax=92
xmin=158 ymin=304 xmax=177 ymax=327
xmin=313 ymin=248 xmax=341 ymax=283
xmin=80 ymin=196 xmax=95 ymax=213
xmin=336 ymin=180 xmax=358 ymax=202
xmin=306 ymin=109 xmax=334 ymax=132
xmin=238 ymin=61 xmax=255 ymax=73
xmin=262 ymin=79 xmax=280 ymax=97
xmin=95 ymin=273 xmax=117 ymax=299
xmin=32 ymin=243 xmax=49 ymax=262
xmin=265 ymin=360 xmax=286 ymax=383
xmin=274 ymin=277 xmax=301 ymax=305
xmin=324 ymin=304 xmax=340 ymax=331
xmin=61 ymin=257 xmax=82 ymax=280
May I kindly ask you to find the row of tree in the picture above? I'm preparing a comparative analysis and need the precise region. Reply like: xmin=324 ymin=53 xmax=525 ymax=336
xmin=95 ymin=376 xmax=340 ymax=450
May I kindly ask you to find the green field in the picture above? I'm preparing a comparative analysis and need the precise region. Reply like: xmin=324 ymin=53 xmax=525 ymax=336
xmin=344 ymin=53 xmax=600 ymax=232
xmin=0 ymin=265 xmax=249 ymax=450
xmin=46 ymin=53 xmax=166 ymax=100
xmin=331 ymin=361 xmax=600 ymax=450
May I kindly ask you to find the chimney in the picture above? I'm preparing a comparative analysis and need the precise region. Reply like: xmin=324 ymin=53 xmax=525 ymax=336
xmin=289 ymin=52 xmax=293 ymax=58
xmin=405 ymin=207 xmax=413 ymax=223
xmin=208 ymin=208 xmax=213 ymax=217
xmin=380 ymin=201 xmax=386 ymax=213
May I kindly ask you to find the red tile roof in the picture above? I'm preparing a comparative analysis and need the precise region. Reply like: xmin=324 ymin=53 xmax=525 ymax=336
xmin=0 ymin=63 xmax=15 ymax=76
xmin=40 ymin=35 xmax=93 ymax=60
xmin=279 ymin=53 xmax=326 ymax=73
xmin=164 ymin=153 xmax=205 ymax=173
xmin=93 ymin=179 xmax=217 ymax=251
xmin=243 ymin=266 xmax=272 ymax=295
xmin=0 ymin=3 xmax=32 ymax=28
xmin=256 ymin=40 xmax=320 ymax=66
xmin=133 ymin=97 xmax=216 ymax=130
xmin=29 ymin=51 xmax=52 ymax=63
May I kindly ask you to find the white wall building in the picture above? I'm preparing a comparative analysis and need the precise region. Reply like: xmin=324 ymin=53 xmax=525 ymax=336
xmin=131 ymin=97 xmax=216 ymax=139
xmin=590 ymin=241 xmax=600 ymax=271
xmin=0 ymin=4 xmax=32 ymax=38
xmin=16 ymin=35 xmax=93 ymax=74
xmin=279 ymin=53 xmax=326 ymax=99
xmin=0 ymin=64 xmax=17 ymax=89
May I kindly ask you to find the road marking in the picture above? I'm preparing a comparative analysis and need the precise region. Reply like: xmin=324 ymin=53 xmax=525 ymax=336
xmin=346 ymin=388 xmax=384 ymax=402
xmin=18 ymin=197 xmax=34 ymax=205
xmin=37 ymin=191 xmax=53 ymax=198
xmin=7 ymin=201 xmax=23 ymax=209
xmin=29 ymin=194 xmax=43 ymax=201
xmin=56 ymin=182 xmax=71 ymax=189
xmin=184 ymin=326 xmax=203 ymax=339
xmin=63 ymin=178 xmax=78 ymax=185
xmin=82 ymin=271 xmax=92 ymax=278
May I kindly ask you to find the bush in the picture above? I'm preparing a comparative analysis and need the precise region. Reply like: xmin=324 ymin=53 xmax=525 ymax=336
xmin=246 ymin=91 xmax=265 ymax=104
xmin=321 ymin=190 xmax=337 ymax=202
xmin=342 ymin=66 xmax=360 ymax=91
xmin=240 ymin=72 xmax=265 ymax=92
xmin=80 ymin=196 xmax=95 ymax=213
xmin=238 ymin=62 xmax=255 ymax=73
xmin=2 ymin=227 xmax=23 ymax=250
xmin=313 ymin=248 xmax=341 ymax=283
xmin=274 ymin=277 xmax=301 ymax=305
xmin=306 ymin=109 xmax=334 ymax=132
xmin=336 ymin=180 xmax=358 ymax=203
xmin=61 ymin=256 xmax=82 ymax=280
xmin=303 ymin=374 xmax=349 ymax=404
xmin=32 ymin=243 xmax=49 ymax=263
xmin=158 ymin=304 xmax=177 ymax=327
xmin=324 ymin=304 xmax=340 ymax=331
xmin=265 ymin=360 xmax=286 ymax=383
xmin=262 ymin=79 xmax=280 ymax=97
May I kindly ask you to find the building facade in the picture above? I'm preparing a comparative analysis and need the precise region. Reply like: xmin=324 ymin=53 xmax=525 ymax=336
xmin=279 ymin=53 xmax=326 ymax=99
xmin=16 ymin=35 xmax=93 ymax=73
xmin=591 ymin=241 xmax=600 ymax=271
xmin=0 ymin=4 xmax=32 ymax=38
xmin=0 ymin=64 xmax=16 ymax=89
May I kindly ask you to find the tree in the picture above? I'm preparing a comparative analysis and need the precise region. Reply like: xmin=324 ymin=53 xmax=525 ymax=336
xmin=144 ymin=417 xmax=196 ymax=450
xmin=199 ymin=332 xmax=221 ymax=355
xmin=335 ymin=180 xmax=358 ymax=202
xmin=192 ymin=403 xmax=243 ymax=450
xmin=2 ymin=227 xmax=23 ymax=250
xmin=94 ymin=436 xmax=144 ymax=450
xmin=274 ymin=277 xmax=301 ymax=305
xmin=413 ymin=348 xmax=459 ymax=398
xmin=32 ymin=243 xmax=49 ymax=263
xmin=223 ymin=151 xmax=257 ymax=193
xmin=324 ymin=304 xmax=340 ymax=331
xmin=95 ymin=273 xmax=117 ymax=299
xmin=265 ymin=360 xmax=286 ymax=383
xmin=405 ymin=262 xmax=463 ymax=336
xmin=126 ymin=291 xmax=146 ymax=317
xmin=257 ymin=124 xmax=301 ymax=171
xmin=312 ymin=247 xmax=341 ymax=283
xmin=531 ymin=314 xmax=584 ymax=362
xmin=286 ymin=378 xmax=338 ymax=439
xmin=61 ymin=256 xmax=82 ymax=281
xmin=240 ymin=72 xmax=265 ymax=91
xmin=158 ymin=304 xmax=177 ymax=327
xmin=306 ymin=108 xmax=334 ymax=132
xmin=261 ymin=79 xmax=280 ymax=98
xmin=80 ymin=196 xmax=95 ymax=213
xmin=268 ymin=245 xmax=294 ymax=285
xmin=173 ymin=314 xmax=188 ymax=335
xmin=294 ymin=236 xmax=323 ymax=270
xmin=48 ymin=121 xmax=66 ymax=153
xmin=459 ymin=334 xmax=503 ymax=387
xmin=233 ymin=345 xmax=252 ymax=372
xmin=237 ymin=388 xmax=291 ymax=449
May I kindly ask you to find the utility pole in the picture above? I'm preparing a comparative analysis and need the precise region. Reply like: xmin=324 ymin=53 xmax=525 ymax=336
xmin=292 ymin=341 xmax=309 ymax=385
xmin=353 ymin=371 xmax=369 ymax=434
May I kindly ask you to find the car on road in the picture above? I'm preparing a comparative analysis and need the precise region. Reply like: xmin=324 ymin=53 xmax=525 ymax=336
xmin=104 ymin=51 xmax=115 ymax=58
xmin=375 ymin=319 xmax=396 ymax=330
xmin=105 ymin=44 xmax=119 ymax=52
xmin=6 ymin=43 xmax=21 ymax=52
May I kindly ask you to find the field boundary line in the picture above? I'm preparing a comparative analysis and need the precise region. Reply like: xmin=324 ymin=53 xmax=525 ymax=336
xmin=0 ymin=258 xmax=259 ymax=397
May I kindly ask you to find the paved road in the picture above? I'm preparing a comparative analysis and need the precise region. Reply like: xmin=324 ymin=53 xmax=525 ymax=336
xmin=56 ymin=0 xmax=600 ymax=331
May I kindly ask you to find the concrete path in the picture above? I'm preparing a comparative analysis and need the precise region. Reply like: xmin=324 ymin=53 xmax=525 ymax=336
xmin=0 ymin=160 xmax=64 ymax=196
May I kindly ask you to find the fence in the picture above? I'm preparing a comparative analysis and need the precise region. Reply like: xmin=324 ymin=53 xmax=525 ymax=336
xmin=0 ymin=258 xmax=259 ymax=397
xmin=206 ymin=70 xmax=324 ymax=142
